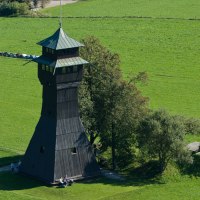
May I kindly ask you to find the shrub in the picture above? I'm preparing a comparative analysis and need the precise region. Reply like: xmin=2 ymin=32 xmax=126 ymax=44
xmin=193 ymin=152 xmax=200 ymax=169
xmin=180 ymin=152 xmax=200 ymax=176
xmin=0 ymin=1 xmax=29 ymax=16
xmin=137 ymin=110 xmax=192 ymax=172
xmin=184 ymin=117 xmax=200 ymax=135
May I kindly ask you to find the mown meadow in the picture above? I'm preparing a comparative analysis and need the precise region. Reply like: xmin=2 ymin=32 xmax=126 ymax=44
xmin=43 ymin=0 xmax=200 ymax=19
xmin=1 ymin=17 xmax=200 ymax=118
xmin=0 ymin=0 xmax=200 ymax=199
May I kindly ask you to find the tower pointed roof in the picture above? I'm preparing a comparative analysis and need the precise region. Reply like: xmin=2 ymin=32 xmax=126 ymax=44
xmin=37 ymin=27 xmax=84 ymax=50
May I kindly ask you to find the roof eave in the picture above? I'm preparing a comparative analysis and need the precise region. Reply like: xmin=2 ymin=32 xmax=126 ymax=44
xmin=37 ymin=43 xmax=84 ymax=50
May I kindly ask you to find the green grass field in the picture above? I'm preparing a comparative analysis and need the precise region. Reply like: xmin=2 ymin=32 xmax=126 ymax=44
xmin=1 ymin=16 xmax=200 ymax=155
xmin=0 ymin=0 xmax=200 ymax=199
xmin=43 ymin=0 xmax=200 ymax=19
xmin=1 ymin=17 xmax=200 ymax=118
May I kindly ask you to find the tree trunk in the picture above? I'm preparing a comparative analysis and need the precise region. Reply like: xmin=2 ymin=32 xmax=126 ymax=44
xmin=89 ymin=131 xmax=97 ymax=145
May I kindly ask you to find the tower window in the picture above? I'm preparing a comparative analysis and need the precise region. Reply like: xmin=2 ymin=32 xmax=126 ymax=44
xmin=73 ymin=66 xmax=78 ymax=73
xmin=67 ymin=67 xmax=71 ymax=73
xmin=71 ymin=147 xmax=77 ymax=154
xmin=62 ymin=67 xmax=66 ymax=74
xmin=50 ymin=67 xmax=53 ymax=73
xmin=40 ymin=146 xmax=45 ymax=154
xmin=46 ymin=66 xmax=49 ymax=72
xmin=42 ymin=64 xmax=45 ymax=70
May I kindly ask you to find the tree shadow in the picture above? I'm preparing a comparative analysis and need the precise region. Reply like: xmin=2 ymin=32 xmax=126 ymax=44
xmin=178 ymin=153 xmax=200 ymax=177
xmin=125 ymin=160 xmax=163 ymax=180
xmin=77 ymin=161 xmax=165 ymax=188
xmin=179 ymin=165 xmax=200 ymax=177
xmin=78 ymin=175 xmax=163 ymax=188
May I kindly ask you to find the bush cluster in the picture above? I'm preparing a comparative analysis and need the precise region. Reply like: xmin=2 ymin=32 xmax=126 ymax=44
xmin=184 ymin=117 xmax=200 ymax=135
xmin=0 ymin=1 xmax=29 ymax=16
xmin=193 ymin=153 xmax=200 ymax=169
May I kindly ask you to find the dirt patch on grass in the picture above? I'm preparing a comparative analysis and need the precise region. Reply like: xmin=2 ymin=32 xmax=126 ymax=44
xmin=46 ymin=0 xmax=78 ymax=8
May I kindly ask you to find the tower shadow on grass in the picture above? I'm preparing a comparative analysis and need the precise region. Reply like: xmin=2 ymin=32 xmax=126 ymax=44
xmin=0 ymin=154 xmax=23 ymax=167
xmin=0 ymin=172 xmax=47 ymax=191
xmin=0 ymin=170 xmax=163 ymax=191
xmin=0 ymin=171 xmax=163 ymax=191
xmin=0 ymin=154 xmax=46 ymax=191
xmin=0 ymin=156 xmax=163 ymax=191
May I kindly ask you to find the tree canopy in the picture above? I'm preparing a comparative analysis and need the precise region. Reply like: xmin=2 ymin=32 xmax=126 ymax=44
xmin=79 ymin=36 xmax=148 ymax=168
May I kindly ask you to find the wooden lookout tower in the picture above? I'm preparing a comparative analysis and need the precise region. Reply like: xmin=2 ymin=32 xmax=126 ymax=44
xmin=20 ymin=27 xmax=100 ymax=183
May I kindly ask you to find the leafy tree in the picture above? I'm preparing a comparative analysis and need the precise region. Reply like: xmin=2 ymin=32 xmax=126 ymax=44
xmin=0 ymin=1 xmax=29 ymax=16
xmin=137 ymin=110 xmax=191 ymax=171
xmin=79 ymin=36 xmax=148 ymax=169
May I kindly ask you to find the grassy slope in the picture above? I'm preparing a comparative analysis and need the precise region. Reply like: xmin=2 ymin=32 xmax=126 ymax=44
xmin=0 ymin=57 xmax=41 ymax=153
xmin=43 ymin=0 xmax=200 ymax=19
xmin=1 ymin=17 xmax=200 ymax=119
xmin=103 ymin=179 xmax=200 ymax=200
xmin=0 ymin=0 xmax=200 ymax=162
xmin=1 ymin=17 xmax=200 ymax=155
xmin=0 ymin=1 xmax=200 ymax=199
xmin=0 ymin=173 xmax=138 ymax=200
xmin=43 ymin=0 xmax=200 ymax=118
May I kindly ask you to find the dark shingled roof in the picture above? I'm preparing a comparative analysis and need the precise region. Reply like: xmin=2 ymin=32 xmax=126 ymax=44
xmin=34 ymin=56 xmax=88 ymax=68
xmin=37 ymin=27 xmax=84 ymax=50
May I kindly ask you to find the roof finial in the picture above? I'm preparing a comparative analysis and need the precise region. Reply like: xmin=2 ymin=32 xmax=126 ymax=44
xmin=59 ymin=0 xmax=62 ymax=28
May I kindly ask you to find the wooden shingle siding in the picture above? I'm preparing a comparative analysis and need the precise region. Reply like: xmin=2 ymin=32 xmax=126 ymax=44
xmin=20 ymin=27 xmax=100 ymax=184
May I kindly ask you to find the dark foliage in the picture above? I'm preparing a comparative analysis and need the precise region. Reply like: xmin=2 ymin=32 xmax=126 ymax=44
xmin=0 ymin=1 xmax=29 ymax=16
xmin=0 ymin=0 xmax=51 ymax=16
xmin=127 ymin=160 xmax=163 ymax=179
xmin=179 ymin=152 xmax=200 ymax=177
